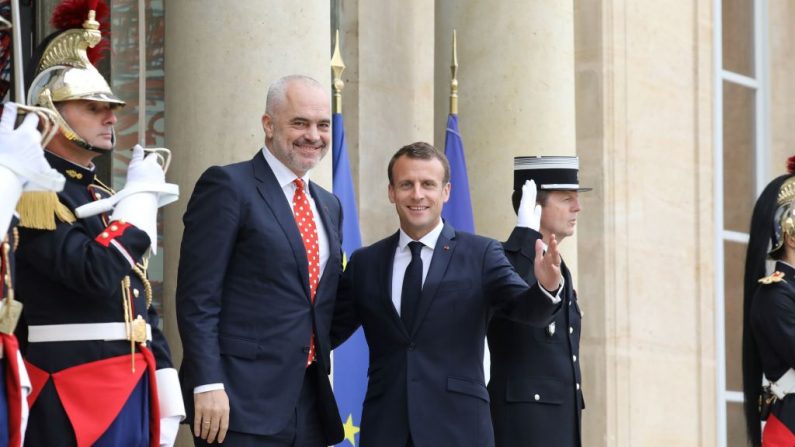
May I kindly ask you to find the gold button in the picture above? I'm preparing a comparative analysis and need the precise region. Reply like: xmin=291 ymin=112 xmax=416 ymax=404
xmin=534 ymin=394 xmax=540 ymax=401
xmin=101 ymin=232 xmax=109 ymax=238
xmin=573 ymin=355 xmax=577 ymax=362
xmin=133 ymin=288 xmax=140 ymax=298
xmin=110 ymin=225 xmax=118 ymax=231
xmin=576 ymin=383 xmax=581 ymax=390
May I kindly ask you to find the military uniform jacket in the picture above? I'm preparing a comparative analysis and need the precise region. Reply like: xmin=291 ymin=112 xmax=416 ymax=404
xmin=14 ymin=153 xmax=173 ymax=446
xmin=751 ymin=261 xmax=795 ymax=442
xmin=487 ymin=226 xmax=584 ymax=447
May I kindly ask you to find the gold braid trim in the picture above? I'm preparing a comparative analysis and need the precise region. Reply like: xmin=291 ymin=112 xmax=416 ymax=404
xmin=16 ymin=191 xmax=75 ymax=230
xmin=131 ymin=265 xmax=152 ymax=309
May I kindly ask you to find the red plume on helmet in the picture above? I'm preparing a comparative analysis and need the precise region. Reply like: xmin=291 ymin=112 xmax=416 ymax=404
xmin=787 ymin=155 xmax=795 ymax=174
xmin=50 ymin=0 xmax=110 ymax=65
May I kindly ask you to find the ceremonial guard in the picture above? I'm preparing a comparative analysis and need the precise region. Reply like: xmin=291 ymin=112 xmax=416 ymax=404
xmin=743 ymin=160 xmax=795 ymax=447
xmin=0 ymin=99 xmax=65 ymax=447
xmin=12 ymin=1 xmax=184 ymax=446
xmin=487 ymin=156 xmax=589 ymax=447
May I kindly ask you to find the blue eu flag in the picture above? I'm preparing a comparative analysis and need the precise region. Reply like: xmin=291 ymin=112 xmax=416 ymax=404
xmin=441 ymin=113 xmax=475 ymax=232
xmin=331 ymin=112 xmax=367 ymax=446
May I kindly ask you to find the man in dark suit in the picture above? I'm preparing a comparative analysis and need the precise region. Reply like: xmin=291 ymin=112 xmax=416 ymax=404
xmin=487 ymin=156 xmax=590 ymax=447
xmin=176 ymin=75 xmax=344 ymax=446
xmin=331 ymin=142 xmax=564 ymax=447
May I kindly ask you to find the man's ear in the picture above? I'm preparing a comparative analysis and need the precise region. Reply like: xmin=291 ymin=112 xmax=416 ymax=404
xmin=262 ymin=114 xmax=273 ymax=138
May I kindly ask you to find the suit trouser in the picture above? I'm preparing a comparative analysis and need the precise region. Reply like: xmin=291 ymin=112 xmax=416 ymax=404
xmin=193 ymin=363 xmax=324 ymax=447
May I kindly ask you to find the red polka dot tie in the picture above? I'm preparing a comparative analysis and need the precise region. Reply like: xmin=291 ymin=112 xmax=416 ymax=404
xmin=293 ymin=179 xmax=319 ymax=366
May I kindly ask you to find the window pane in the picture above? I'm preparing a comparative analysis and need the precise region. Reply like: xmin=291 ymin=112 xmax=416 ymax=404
xmin=724 ymin=240 xmax=747 ymax=391
xmin=109 ymin=0 xmax=167 ymax=313
xmin=723 ymin=81 xmax=756 ymax=233
xmin=722 ymin=0 xmax=754 ymax=77
xmin=727 ymin=402 xmax=750 ymax=447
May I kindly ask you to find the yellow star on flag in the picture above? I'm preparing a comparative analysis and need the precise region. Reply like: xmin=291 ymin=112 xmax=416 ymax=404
xmin=342 ymin=413 xmax=360 ymax=446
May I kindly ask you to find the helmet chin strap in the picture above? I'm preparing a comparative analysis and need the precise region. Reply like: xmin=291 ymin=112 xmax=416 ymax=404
xmin=68 ymin=127 xmax=116 ymax=153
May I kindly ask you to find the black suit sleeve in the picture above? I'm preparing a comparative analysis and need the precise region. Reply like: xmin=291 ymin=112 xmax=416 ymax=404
xmin=483 ymin=238 xmax=559 ymax=327
xmin=176 ymin=166 xmax=241 ymax=387
xmin=330 ymin=249 xmax=361 ymax=349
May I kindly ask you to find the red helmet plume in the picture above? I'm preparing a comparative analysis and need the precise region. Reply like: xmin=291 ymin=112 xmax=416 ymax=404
xmin=788 ymin=155 xmax=795 ymax=174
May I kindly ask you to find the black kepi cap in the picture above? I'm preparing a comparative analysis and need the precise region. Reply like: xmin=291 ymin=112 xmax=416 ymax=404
xmin=513 ymin=156 xmax=591 ymax=192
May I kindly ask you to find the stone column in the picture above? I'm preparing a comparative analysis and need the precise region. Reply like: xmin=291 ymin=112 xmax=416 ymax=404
xmin=434 ymin=0 xmax=577 ymax=253
xmin=575 ymin=0 xmax=715 ymax=445
xmin=163 ymin=3 xmax=329 ymax=445
xmin=339 ymin=0 xmax=436 ymax=244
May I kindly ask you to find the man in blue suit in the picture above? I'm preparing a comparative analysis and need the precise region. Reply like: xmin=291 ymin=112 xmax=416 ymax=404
xmin=176 ymin=75 xmax=344 ymax=446
xmin=332 ymin=142 xmax=564 ymax=447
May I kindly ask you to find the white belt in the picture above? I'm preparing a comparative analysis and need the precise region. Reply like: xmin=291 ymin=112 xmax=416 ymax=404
xmin=27 ymin=322 xmax=152 ymax=343
xmin=767 ymin=369 xmax=795 ymax=399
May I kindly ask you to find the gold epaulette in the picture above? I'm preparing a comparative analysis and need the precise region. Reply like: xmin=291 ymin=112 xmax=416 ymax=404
xmin=758 ymin=271 xmax=787 ymax=285
xmin=15 ymin=191 xmax=76 ymax=230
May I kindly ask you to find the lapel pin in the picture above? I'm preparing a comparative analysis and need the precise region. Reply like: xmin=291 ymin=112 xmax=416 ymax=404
xmin=443 ymin=245 xmax=450 ymax=251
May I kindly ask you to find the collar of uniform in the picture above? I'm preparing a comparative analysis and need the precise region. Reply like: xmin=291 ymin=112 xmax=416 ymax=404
xmin=398 ymin=219 xmax=444 ymax=252
xmin=44 ymin=151 xmax=96 ymax=186
xmin=261 ymin=146 xmax=311 ymax=191
xmin=774 ymin=260 xmax=795 ymax=280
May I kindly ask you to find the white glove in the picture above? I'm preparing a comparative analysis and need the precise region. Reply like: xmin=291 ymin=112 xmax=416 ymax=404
xmin=516 ymin=179 xmax=542 ymax=231
xmin=156 ymin=368 xmax=186 ymax=447
xmin=159 ymin=416 xmax=181 ymax=447
xmin=110 ymin=145 xmax=163 ymax=254
xmin=0 ymin=103 xmax=65 ymax=234
xmin=0 ymin=165 xmax=23 ymax=236
xmin=78 ymin=145 xmax=178 ymax=245
xmin=0 ymin=102 xmax=65 ymax=192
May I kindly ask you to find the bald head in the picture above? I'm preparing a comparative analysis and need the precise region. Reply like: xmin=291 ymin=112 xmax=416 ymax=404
xmin=265 ymin=75 xmax=325 ymax=116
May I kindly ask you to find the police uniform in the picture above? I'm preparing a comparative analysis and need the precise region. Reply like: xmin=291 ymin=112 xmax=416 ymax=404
xmin=487 ymin=227 xmax=583 ymax=446
xmin=487 ymin=156 xmax=588 ymax=447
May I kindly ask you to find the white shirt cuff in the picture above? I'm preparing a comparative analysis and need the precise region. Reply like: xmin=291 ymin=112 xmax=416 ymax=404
xmin=193 ymin=383 xmax=225 ymax=394
xmin=539 ymin=276 xmax=565 ymax=304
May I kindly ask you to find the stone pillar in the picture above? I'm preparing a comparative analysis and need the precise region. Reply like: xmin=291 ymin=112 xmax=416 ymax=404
xmin=163 ymin=3 xmax=329 ymax=445
xmin=434 ymin=0 xmax=577 ymax=251
xmin=574 ymin=1 xmax=715 ymax=445
xmin=339 ymin=0 xmax=436 ymax=244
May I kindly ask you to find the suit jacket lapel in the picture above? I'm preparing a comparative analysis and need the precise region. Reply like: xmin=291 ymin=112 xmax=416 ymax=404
xmin=252 ymin=152 xmax=311 ymax=301
xmin=309 ymin=182 xmax=342 ymax=305
xmin=410 ymin=223 xmax=456 ymax=336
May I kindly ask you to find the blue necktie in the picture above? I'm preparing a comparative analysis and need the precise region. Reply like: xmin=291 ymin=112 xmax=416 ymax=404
xmin=401 ymin=241 xmax=424 ymax=329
